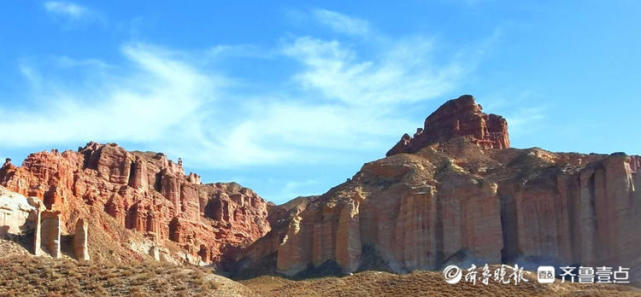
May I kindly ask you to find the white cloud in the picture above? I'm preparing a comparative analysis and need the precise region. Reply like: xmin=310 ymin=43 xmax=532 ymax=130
xmin=2 ymin=10 xmax=483 ymax=170
xmin=312 ymin=9 xmax=370 ymax=36
xmin=55 ymin=56 xmax=112 ymax=69
xmin=217 ymin=100 xmax=413 ymax=163
xmin=479 ymin=91 xmax=547 ymax=139
xmin=44 ymin=1 xmax=90 ymax=19
xmin=2 ymin=43 xmax=218 ymax=149
xmin=283 ymin=36 xmax=464 ymax=106
xmin=503 ymin=106 xmax=546 ymax=136
xmin=18 ymin=64 xmax=42 ymax=90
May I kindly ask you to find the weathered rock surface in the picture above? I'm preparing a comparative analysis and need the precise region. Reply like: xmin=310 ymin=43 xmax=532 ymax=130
xmin=73 ymin=218 xmax=89 ymax=261
xmin=0 ymin=185 xmax=38 ymax=237
xmin=0 ymin=142 xmax=270 ymax=264
xmin=386 ymin=95 xmax=509 ymax=156
xmin=40 ymin=210 xmax=61 ymax=258
xmin=232 ymin=95 xmax=641 ymax=285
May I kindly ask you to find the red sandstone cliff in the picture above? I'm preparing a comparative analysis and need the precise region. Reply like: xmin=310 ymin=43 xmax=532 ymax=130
xmin=387 ymin=94 xmax=509 ymax=156
xmin=231 ymin=95 xmax=641 ymax=285
xmin=0 ymin=142 xmax=270 ymax=264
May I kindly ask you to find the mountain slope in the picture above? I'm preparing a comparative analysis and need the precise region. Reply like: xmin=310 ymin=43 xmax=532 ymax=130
xmin=231 ymin=95 xmax=641 ymax=286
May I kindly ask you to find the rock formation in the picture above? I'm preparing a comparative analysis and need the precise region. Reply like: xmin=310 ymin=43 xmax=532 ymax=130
xmin=0 ymin=186 xmax=39 ymax=237
xmin=386 ymin=94 xmax=509 ymax=156
xmin=0 ymin=142 xmax=270 ymax=264
xmin=73 ymin=218 xmax=90 ymax=261
xmin=232 ymin=95 xmax=641 ymax=285
xmin=40 ymin=210 xmax=61 ymax=258
xmin=33 ymin=204 xmax=42 ymax=256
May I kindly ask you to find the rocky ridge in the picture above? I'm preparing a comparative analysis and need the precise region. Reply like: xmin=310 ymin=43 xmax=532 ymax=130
xmin=0 ymin=142 xmax=270 ymax=264
xmin=232 ymin=95 xmax=641 ymax=285
xmin=387 ymin=94 xmax=509 ymax=156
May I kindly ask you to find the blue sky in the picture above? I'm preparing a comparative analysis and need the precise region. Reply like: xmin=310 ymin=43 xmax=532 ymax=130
xmin=1 ymin=1 xmax=640 ymax=204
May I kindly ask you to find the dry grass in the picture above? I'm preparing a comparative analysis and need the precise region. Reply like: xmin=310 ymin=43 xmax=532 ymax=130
xmin=241 ymin=270 xmax=641 ymax=297
xmin=0 ymin=256 xmax=254 ymax=297
xmin=4 ymin=237 xmax=638 ymax=297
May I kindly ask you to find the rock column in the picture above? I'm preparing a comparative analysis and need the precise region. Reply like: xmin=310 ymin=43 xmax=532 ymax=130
xmin=335 ymin=200 xmax=361 ymax=273
xmin=73 ymin=218 xmax=90 ymax=261
xmin=33 ymin=208 xmax=42 ymax=256
xmin=40 ymin=210 xmax=61 ymax=258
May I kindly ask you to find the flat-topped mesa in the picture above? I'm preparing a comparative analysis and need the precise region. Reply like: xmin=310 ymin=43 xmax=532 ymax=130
xmin=386 ymin=95 xmax=510 ymax=156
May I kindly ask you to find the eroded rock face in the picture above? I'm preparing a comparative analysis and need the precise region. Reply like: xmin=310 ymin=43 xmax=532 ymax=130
xmin=0 ymin=142 xmax=270 ymax=264
xmin=266 ymin=150 xmax=504 ymax=276
xmin=41 ymin=210 xmax=61 ymax=258
xmin=0 ymin=186 xmax=38 ymax=237
xmin=73 ymin=218 xmax=90 ymax=261
xmin=233 ymin=96 xmax=641 ymax=285
xmin=386 ymin=95 xmax=509 ymax=156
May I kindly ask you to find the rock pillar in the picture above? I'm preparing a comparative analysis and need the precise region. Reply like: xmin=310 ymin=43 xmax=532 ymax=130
xmin=41 ymin=210 xmax=61 ymax=258
xmin=33 ymin=208 xmax=42 ymax=256
xmin=129 ymin=157 xmax=148 ymax=190
xmin=73 ymin=218 xmax=90 ymax=261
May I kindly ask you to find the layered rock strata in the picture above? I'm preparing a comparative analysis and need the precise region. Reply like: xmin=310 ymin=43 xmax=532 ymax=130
xmin=387 ymin=94 xmax=509 ymax=156
xmin=233 ymin=95 xmax=641 ymax=285
xmin=0 ymin=142 xmax=270 ymax=263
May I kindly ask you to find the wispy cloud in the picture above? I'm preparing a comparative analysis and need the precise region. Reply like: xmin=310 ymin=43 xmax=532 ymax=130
xmin=502 ymin=106 xmax=546 ymax=137
xmin=283 ymin=36 xmax=463 ymax=105
xmin=1 ymin=9 xmax=486 ymax=171
xmin=43 ymin=1 xmax=104 ymax=27
xmin=55 ymin=56 xmax=112 ymax=69
xmin=481 ymin=91 xmax=547 ymax=137
xmin=312 ymin=9 xmax=370 ymax=36
xmin=44 ymin=1 xmax=90 ymax=19
xmin=3 ymin=43 xmax=220 ymax=149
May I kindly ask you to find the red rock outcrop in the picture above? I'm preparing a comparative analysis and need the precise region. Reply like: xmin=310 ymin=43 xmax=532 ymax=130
xmin=232 ymin=95 xmax=641 ymax=285
xmin=0 ymin=142 xmax=270 ymax=264
xmin=386 ymin=95 xmax=509 ymax=156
